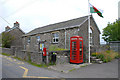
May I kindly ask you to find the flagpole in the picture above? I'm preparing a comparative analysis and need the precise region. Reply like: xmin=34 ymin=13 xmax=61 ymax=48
xmin=88 ymin=0 xmax=91 ymax=64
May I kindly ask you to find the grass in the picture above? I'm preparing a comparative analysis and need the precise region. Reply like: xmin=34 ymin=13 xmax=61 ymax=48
xmin=0 ymin=53 xmax=51 ymax=68
xmin=0 ymin=53 xmax=11 ymax=56
xmin=27 ymin=60 xmax=48 ymax=68
xmin=69 ymin=68 xmax=76 ymax=72
xmin=80 ymin=64 xmax=88 ymax=67
xmin=13 ymin=56 xmax=48 ymax=68
xmin=12 ymin=56 xmax=24 ymax=61
xmin=49 ymin=45 xmax=68 ymax=51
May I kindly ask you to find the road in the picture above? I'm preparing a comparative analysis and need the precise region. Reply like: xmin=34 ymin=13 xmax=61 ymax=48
xmin=0 ymin=54 xmax=119 ymax=78
xmin=1 ymin=55 xmax=64 ymax=78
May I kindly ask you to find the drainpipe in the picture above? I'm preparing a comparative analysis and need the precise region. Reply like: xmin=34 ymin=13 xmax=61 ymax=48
xmin=65 ymin=29 xmax=66 ymax=49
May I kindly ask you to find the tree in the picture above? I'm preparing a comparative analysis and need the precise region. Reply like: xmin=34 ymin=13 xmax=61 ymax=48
xmin=0 ymin=32 xmax=14 ymax=48
xmin=102 ymin=20 xmax=120 ymax=42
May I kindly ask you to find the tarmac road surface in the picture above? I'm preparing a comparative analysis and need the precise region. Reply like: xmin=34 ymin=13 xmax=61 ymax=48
xmin=1 ymin=54 xmax=118 ymax=78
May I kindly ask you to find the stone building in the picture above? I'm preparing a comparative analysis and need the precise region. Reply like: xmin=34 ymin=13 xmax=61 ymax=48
xmin=4 ymin=21 xmax=25 ymax=48
xmin=23 ymin=15 xmax=100 ymax=57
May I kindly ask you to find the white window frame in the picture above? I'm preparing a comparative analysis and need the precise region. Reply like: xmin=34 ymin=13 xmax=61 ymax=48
xmin=27 ymin=37 xmax=31 ymax=44
xmin=36 ymin=36 xmax=40 ymax=44
xmin=52 ymin=32 xmax=59 ymax=43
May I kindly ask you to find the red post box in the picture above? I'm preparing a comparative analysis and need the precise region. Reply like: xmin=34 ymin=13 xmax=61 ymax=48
xmin=43 ymin=47 xmax=46 ymax=56
xmin=70 ymin=36 xmax=83 ymax=64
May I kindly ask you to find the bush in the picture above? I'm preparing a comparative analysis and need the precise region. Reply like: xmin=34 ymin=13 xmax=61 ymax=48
xmin=49 ymin=45 xmax=68 ymax=51
xmin=103 ymin=59 xmax=108 ymax=63
xmin=91 ymin=53 xmax=96 ymax=56
xmin=91 ymin=52 xmax=99 ymax=56
xmin=96 ymin=54 xmax=104 ymax=61
xmin=115 ymin=53 xmax=120 ymax=59
xmin=91 ymin=50 xmax=119 ymax=63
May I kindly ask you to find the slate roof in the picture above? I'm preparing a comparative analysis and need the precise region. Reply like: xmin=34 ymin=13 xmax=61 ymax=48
xmin=5 ymin=27 xmax=25 ymax=34
xmin=24 ymin=15 xmax=100 ymax=36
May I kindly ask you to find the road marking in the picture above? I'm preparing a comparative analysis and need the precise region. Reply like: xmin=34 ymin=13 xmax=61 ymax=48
xmin=19 ymin=66 xmax=28 ymax=77
xmin=13 ymin=59 xmax=16 ymax=61
xmin=19 ymin=66 xmax=56 ymax=79
xmin=17 ymin=62 xmax=24 ymax=64
xmin=7 ymin=57 xmax=13 ymax=62
xmin=3 ymin=56 xmax=24 ymax=64
xmin=23 ymin=76 xmax=55 ymax=78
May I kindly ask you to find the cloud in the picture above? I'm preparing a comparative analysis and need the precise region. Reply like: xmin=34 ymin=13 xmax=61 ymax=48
xmin=0 ymin=0 xmax=119 ymax=43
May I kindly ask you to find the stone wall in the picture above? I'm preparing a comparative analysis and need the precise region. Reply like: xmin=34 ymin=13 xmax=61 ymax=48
xmin=1 ymin=47 xmax=13 ymax=55
xmin=1 ymin=47 xmax=43 ymax=64
xmin=55 ymin=50 xmax=70 ymax=64
xmin=23 ymin=27 xmax=79 ymax=51
xmin=1 ymin=47 xmax=70 ymax=64
xmin=2 ymin=46 xmax=93 ymax=64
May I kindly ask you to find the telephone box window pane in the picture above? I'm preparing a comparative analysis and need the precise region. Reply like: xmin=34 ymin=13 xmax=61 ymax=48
xmin=80 ymin=41 xmax=82 ymax=48
xmin=72 ymin=41 xmax=77 ymax=50
xmin=80 ymin=51 xmax=82 ymax=55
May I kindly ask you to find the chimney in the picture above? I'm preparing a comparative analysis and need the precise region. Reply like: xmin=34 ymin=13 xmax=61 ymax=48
xmin=14 ymin=21 xmax=19 ymax=28
xmin=5 ymin=26 xmax=10 ymax=31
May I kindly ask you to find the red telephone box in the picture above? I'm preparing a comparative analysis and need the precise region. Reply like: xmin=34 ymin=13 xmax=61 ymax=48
xmin=70 ymin=36 xmax=83 ymax=64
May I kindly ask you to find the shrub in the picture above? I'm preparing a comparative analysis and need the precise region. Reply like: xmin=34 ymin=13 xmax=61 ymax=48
xmin=49 ymin=45 xmax=68 ymax=51
xmin=103 ymin=59 xmax=108 ymax=63
xmin=107 ymin=56 xmax=112 ymax=62
xmin=96 ymin=54 xmax=104 ymax=61
xmin=91 ymin=52 xmax=96 ymax=56
xmin=115 ymin=53 xmax=120 ymax=59
xmin=91 ymin=52 xmax=99 ymax=56
xmin=91 ymin=50 xmax=119 ymax=63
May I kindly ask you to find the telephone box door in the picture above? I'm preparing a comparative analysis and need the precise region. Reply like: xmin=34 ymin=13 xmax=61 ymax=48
xmin=70 ymin=36 xmax=83 ymax=64
xmin=70 ymin=40 xmax=78 ymax=62
xmin=79 ymin=41 xmax=83 ymax=63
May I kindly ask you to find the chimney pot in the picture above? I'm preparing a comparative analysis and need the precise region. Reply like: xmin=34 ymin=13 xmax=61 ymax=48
xmin=5 ymin=26 xmax=10 ymax=31
xmin=14 ymin=21 xmax=19 ymax=28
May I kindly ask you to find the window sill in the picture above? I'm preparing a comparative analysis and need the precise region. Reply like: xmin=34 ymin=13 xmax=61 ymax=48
xmin=51 ymin=42 xmax=58 ymax=44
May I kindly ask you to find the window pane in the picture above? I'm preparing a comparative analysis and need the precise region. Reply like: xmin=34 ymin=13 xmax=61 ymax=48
xmin=36 ymin=36 xmax=40 ymax=41
xmin=55 ymin=33 xmax=59 ymax=37
xmin=53 ymin=32 xmax=59 ymax=43
xmin=28 ymin=37 xmax=30 ymax=43
xmin=53 ymin=38 xmax=55 ymax=42
xmin=53 ymin=33 xmax=59 ymax=37
xmin=56 ymin=38 xmax=59 ymax=42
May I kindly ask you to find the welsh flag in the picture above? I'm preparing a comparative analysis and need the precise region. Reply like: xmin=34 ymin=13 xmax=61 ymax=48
xmin=89 ymin=3 xmax=103 ymax=18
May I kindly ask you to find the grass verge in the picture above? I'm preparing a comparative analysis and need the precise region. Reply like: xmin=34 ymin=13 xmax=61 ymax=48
xmin=0 ymin=53 xmax=11 ymax=56
xmin=80 ymin=64 xmax=88 ymax=67
xmin=69 ymin=68 xmax=76 ymax=72
xmin=0 ymin=53 xmax=51 ymax=68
